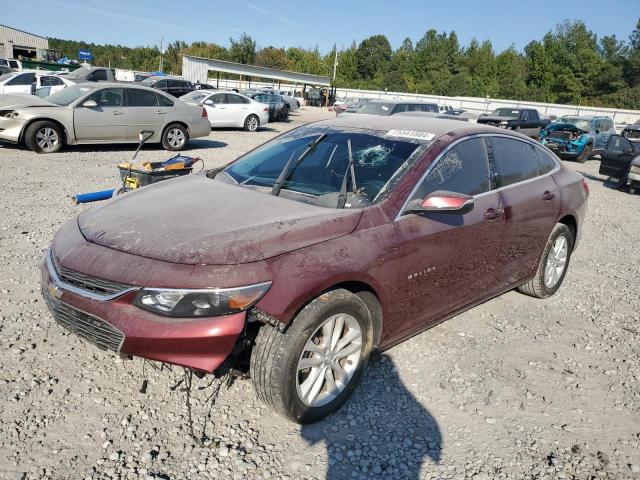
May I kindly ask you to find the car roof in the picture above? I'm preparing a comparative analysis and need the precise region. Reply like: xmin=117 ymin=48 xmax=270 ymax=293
xmin=315 ymin=113 xmax=497 ymax=138
xmin=623 ymin=124 xmax=640 ymax=131
xmin=366 ymin=98 xmax=438 ymax=105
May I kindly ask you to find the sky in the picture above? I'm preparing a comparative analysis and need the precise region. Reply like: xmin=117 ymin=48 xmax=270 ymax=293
xmin=1 ymin=0 xmax=638 ymax=54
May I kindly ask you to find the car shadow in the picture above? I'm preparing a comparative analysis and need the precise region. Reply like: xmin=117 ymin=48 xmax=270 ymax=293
xmin=301 ymin=353 xmax=442 ymax=479
xmin=578 ymin=171 xmax=622 ymax=190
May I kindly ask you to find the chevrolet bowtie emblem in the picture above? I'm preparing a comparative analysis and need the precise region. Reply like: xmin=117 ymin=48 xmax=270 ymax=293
xmin=48 ymin=284 xmax=63 ymax=300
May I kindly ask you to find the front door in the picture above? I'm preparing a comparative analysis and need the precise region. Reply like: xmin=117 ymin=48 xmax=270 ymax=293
xmin=225 ymin=93 xmax=249 ymax=126
xmin=600 ymin=135 xmax=635 ymax=178
xmin=74 ymin=88 xmax=126 ymax=141
xmin=393 ymin=137 xmax=504 ymax=337
xmin=124 ymin=88 xmax=165 ymax=140
xmin=204 ymin=93 xmax=228 ymax=127
xmin=489 ymin=136 xmax=561 ymax=287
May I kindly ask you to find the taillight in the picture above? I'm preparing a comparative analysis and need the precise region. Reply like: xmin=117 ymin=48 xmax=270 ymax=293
xmin=581 ymin=178 xmax=589 ymax=195
xmin=263 ymin=107 xmax=268 ymax=112
xmin=202 ymin=107 xmax=208 ymax=118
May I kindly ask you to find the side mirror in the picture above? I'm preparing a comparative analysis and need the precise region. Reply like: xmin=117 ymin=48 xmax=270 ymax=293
xmin=406 ymin=191 xmax=474 ymax=215
xmin=204 ymin=99 xmax=214 ymax=106
xmin=595 ymin=129 xmax=600 ymax=134
xmin=82 ymin=99 xmax=98 ymax=108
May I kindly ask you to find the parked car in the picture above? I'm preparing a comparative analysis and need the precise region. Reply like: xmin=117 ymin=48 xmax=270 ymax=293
xmin=477 ymin=108 xmax=549 ymax=138
xmin=193 ymin=82 xmax=216 ymax=91
xmin=599 ymin=126 xmax=640 ymax=193
xmin=0 ymin=71 xmax=74 ymax=95
xmin=0 ymin=65 xmax=15 ymax=75
xmin=181 ymin=90 xmax=269 ymax=132
xmin=0 ymin=58 xmax=22 ymax=70
xmin=271 ymin=90 xmax=300 ymax=111
xmin=140 ymin=76 xmax=195 ymax=98
xmin=63 ymin=66 xmax=116 ymax=83
xmin=0 ymin=83 xmax=210 ymax=153
xmin=356 ymin=99 xmax=439 ymax=115
xmin=41 ymin=114 xmax=588 ymax=423
xmin=396 ymin=111 xmax=470 ymax=122
xmin=540 ymin=116 xmax=616 ymax=163
xmin=344 ymin=97 xmax=370 ymax=113
xmin=246 ymin=92 xmax=289 ymax=121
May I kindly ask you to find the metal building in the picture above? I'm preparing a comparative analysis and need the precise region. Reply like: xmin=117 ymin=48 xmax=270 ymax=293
xmin=0 ymin=24 xmax=49 ymax=60
xmin=182 ymin=55 xmax=330 ymax=90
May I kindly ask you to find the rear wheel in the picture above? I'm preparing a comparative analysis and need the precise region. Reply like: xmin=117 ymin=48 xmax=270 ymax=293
xmin=518 ymin=223 xmax=574 ymax=298
xmin=243 ymin=114 xmax=259 ymax=132
xmin=577 ymin=143 xmax=592 ymax=163
xmin=162 ymin=124 xmax=188 ymax=151
xmin=250 ymin=289 xmax=373 ymax=424
xmin=25 ymin=121 xmax=64 ymax=153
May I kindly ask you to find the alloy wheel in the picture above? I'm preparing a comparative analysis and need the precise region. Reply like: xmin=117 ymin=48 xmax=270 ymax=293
xmin=36 ymin=127 xmax=59 ymax=151
xmin=296 ymin=314 xmax=363 ymax=407
xmin=167 ymin=128 xmax=185 ymax=148
xmin=247 ymin=117 xmax=258 ymax=131
xmin=544 ymin=235 xmax=568 ymax=288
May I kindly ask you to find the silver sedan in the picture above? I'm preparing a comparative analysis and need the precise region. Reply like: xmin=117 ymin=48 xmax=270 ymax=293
xmin=0 ymin=83 xmax=211 ymax=153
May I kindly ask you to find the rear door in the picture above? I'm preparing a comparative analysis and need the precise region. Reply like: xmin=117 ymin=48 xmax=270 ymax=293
xmin=394 ymin=137 xmax=504 ymax=333
xmin=74 ymin=87 xmax=126 ymax=141
xmin=3 ymin=72 xmax=35 ymax=94
xmin=490 ymin=136 xmax=561 ymax=287
xmin=124 ymin=88 xmax=165 ymax=139
xmin=599 ymin=135 xmax=635 ymax=178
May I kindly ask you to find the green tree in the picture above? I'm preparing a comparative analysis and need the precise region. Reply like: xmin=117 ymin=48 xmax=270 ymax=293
xmin=356 ymin=35 xmax=392 ymax=82
xmin=229 ymin=33 xmax=256 ymax=65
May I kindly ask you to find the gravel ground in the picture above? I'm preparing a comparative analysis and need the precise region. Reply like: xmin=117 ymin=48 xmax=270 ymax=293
xmin=0 ymin=108 xmax=639 ymax=480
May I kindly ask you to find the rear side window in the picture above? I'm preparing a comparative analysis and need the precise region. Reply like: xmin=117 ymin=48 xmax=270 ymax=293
xmin=8 ymin=73 xmax=35 ymax=85
xmin=87 ymin=70 xmax=108 ymax=81
xmin=126 ymin=89 xmax=158 ymax=107
xmin=226 ymin=94 xmax=245 ymax=104
xmin=414 ymin=137 xmax=491 ymax=198
xmin=157 ymin=93 xmax=174 ymax=107
xmin=535 ymin=147 xmax=558 ymax=175
xmin=491 ymin=137 xmax=539 ymax=187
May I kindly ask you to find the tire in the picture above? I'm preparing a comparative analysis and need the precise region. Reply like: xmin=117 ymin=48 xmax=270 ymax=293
xmin=279 ymin=105 xmax=290 ymax=121
xmin=577 ymin=143 xmax=592 ymax=163
xmin=24 ymin=120 xmax=64 ymax=153
xmin=243 ymin=114 xmax=259 ymax=132
xmin=517 ymin=223 xmax=574 ymax=298
xmin=250 ymin=289 xmax=373 ymax=424
xmin=161 ymin=124 xmax=188 ymax=151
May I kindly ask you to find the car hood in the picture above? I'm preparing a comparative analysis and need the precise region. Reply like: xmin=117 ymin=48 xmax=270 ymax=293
xmin=545 ymin=123 xmax=589 ymax=135
xmin=77 ymin=174 xmax=363 ymax=266
xmin=0 ymin=93 xmax=58 ymax=109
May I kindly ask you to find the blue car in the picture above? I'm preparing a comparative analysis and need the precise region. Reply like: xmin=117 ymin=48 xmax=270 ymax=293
xmin=540 ymin=116 xmax=616 ymax=163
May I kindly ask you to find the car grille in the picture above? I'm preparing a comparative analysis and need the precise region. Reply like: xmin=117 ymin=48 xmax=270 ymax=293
xmin=43 ymin=285 xmax=124 ymax=352
xmin=51 ymin=252 xmax=131 ymax=296
xmin=547 ymin=131 xmax=572 ymax=142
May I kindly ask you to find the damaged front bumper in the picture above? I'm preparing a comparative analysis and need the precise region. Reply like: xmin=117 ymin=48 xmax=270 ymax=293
xmin=40 ymin=249 xmax=246 ymax=372
xmin=541 ymin=137 xmax=587 ymax=159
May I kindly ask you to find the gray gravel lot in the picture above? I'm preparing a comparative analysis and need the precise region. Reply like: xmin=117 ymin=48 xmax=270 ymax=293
xmin=0 ymin=108 xmax=639 ymax=480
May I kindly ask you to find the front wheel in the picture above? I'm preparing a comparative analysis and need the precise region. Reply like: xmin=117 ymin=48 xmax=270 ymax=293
xmin=243 ymin=114 xmax=259 ymax=132
xmin=250 ymin=289 xmax=373 ymax=424
xmin=518 ymin=223 xmax=574 ymax=298
xmin=577 ymin=143 xmax=592 ymax=163
xmin=162 ymin=124 xmax=188 ymax=151
xmin=24 ymin=120 xmax=64 ymax=153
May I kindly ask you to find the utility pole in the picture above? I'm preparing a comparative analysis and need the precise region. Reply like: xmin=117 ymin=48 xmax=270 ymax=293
xmin=159 ymin=35 xmax=164 ymax=73
xmin=332 ymin=44 xmax=338 ymax=83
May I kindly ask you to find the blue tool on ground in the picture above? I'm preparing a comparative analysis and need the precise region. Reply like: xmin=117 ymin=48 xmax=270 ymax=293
xmin=72 ymin=189 xmax=115 ymax=204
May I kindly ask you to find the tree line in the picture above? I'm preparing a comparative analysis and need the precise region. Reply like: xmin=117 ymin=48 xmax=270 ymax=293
xmin=50 ymin=19 xmax=640 ymax=109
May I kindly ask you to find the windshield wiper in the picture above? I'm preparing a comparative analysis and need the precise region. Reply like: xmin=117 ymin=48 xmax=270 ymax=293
xmin=337 ymin=139 xmax=357 ymax=209
xmin=271 ymin=133 xmax=326 ymax=196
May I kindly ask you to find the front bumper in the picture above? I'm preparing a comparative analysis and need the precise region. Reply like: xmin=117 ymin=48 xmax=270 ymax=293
xmin=0 ymin=116 xmax=25 ymax=143
xmin=542 ymin=139 xmax=585 ymax=159
xmin=40 ymin=250 xmax=246 ymax=372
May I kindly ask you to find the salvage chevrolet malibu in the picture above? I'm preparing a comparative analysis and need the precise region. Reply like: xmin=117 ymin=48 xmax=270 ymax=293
xmin=41 ymin=115 xmax=589 ymax=423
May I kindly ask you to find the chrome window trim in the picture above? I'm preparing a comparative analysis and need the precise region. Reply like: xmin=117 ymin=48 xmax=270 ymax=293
xmin=46 ymin=249 xmax=138 ymax=302
xmin=395 ymin=133 xmax=560 ymax=221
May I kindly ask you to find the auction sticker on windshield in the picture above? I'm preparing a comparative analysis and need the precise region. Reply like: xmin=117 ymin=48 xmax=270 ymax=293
xmin=386 ymin=129 xmax=435 ymax=141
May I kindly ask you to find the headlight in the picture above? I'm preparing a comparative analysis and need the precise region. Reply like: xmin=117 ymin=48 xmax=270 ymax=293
xmin=0 ymin=110 xmax=19 ymax=119
xmin=499 ymin=121 xmax=508 ymax=128
xmin=134 ymin=282 xmax=272 ymax=318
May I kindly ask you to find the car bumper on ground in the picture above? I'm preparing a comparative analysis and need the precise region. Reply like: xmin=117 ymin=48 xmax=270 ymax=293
xmin=40 ymin=250 xmax=246 ymax=372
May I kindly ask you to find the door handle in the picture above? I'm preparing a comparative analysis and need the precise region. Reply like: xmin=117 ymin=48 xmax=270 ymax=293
xmin=113 ymin=110 xmax=124 ymax=115
xmin=484 ymin=208 xmax=503 ymax=220
xmin=542 ymin=191 xmax=555 ymax=201
xmin=156 ymin=110 xmax=166 ymax=115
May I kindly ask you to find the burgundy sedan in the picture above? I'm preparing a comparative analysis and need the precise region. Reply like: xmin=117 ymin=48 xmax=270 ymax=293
xmin=42 ymin=115 xmax=588 ymax=423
